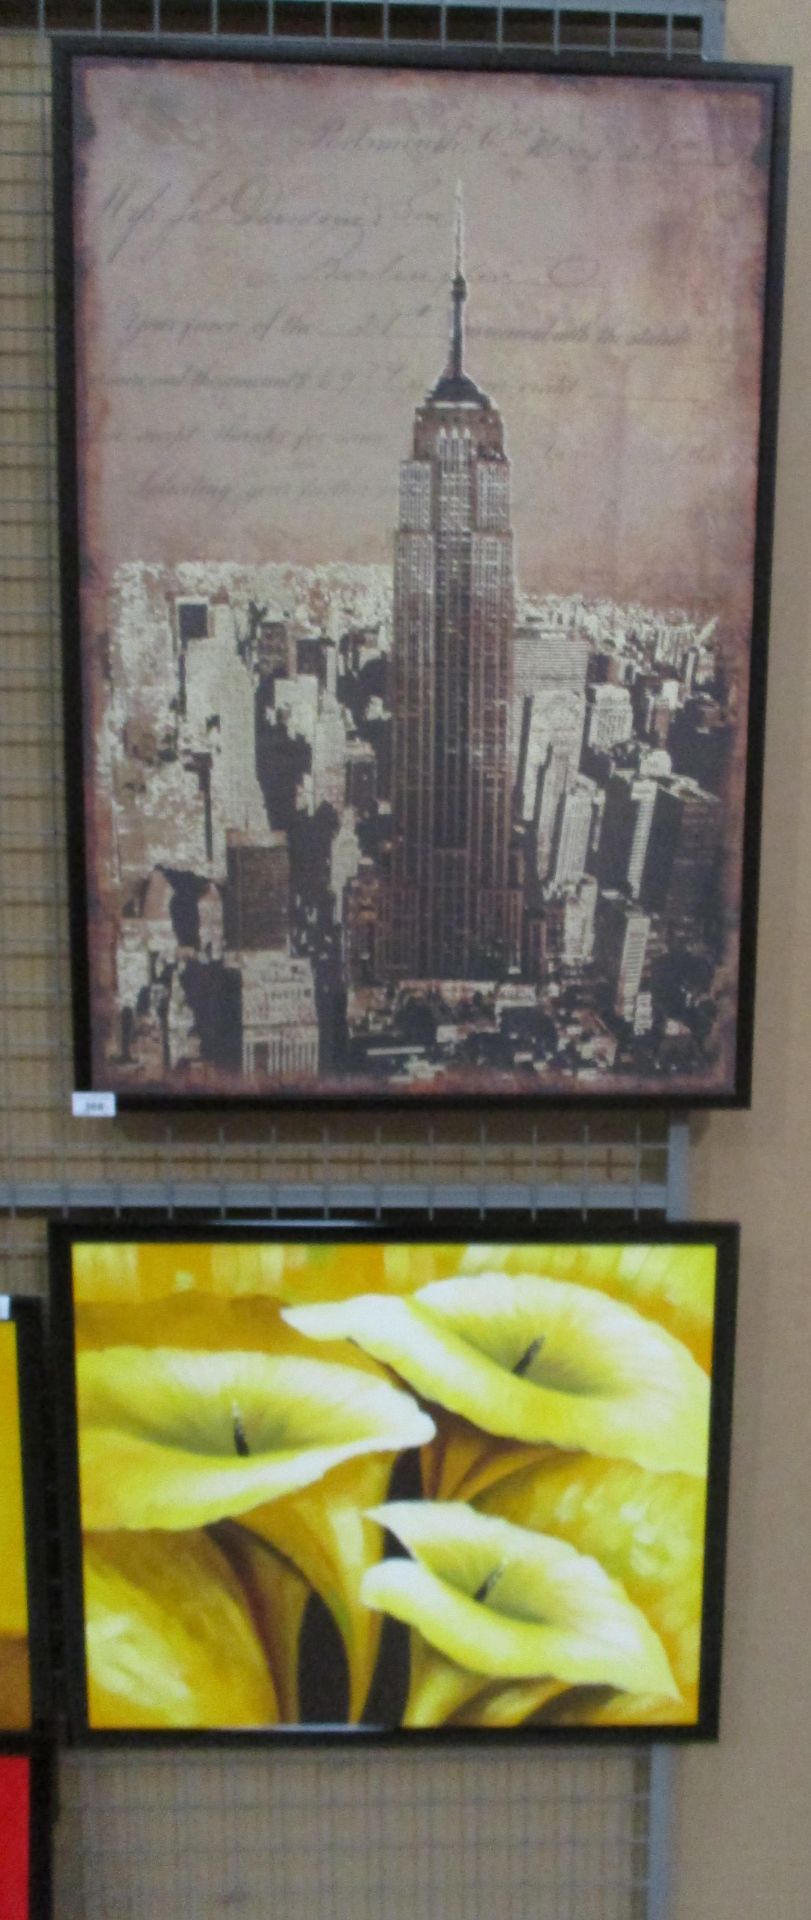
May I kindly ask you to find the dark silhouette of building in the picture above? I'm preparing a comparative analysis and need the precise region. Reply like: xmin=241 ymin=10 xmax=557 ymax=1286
xmin=345 ymin=736 xmax=378 ymax=814
xmin=641 ymin=777 xmax=719 ymax=921
xmin=387 ymin=192 xmax=519 ymax=979
xmin=223 ymin=831 xmax=289 ymax=951
xmin=345 ymin=862 xmax=385 ymax=987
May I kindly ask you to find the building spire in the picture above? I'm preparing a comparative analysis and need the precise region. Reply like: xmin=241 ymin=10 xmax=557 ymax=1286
xmin=427 ymin=182 xmax=490 ymax=408
xmin=450 ymin=181 xmax=467 ymax=380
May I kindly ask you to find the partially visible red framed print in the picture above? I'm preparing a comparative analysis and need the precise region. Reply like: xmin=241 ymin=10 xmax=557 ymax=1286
xmin=0 ymin=1755 xmax=29 ymax=1920
xmin=0 ymin=1751 xmax=52 ymax=1920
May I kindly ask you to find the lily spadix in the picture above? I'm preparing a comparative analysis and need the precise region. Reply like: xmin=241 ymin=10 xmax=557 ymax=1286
xmin=285 ymin=1273 xmax=709 ymax=1476
xmin=362 ymin=1504 xmax=677 ymax=1726
xmin=78 ymin=1346 xmax=434 ymax=1530
xmin=84 ymin=1529 xmax=279 ymax=1730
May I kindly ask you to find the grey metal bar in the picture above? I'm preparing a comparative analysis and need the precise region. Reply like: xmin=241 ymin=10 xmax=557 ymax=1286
xmin=0 ymin=1177 xmax=670 ymax=1215
xmin=666 ymin=1118 xmax=691 ymax=1221
xmin=646 ymin=1746 xmax=676 ymax=1920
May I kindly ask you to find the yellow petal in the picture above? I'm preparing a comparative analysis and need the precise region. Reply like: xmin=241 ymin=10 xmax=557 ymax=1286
xmin=479 ymin=1455 xmax=706 ymax=1718
xmin=0 ymin=1323 xmax=29 ymax=1645
xmin=244 ymin=1452 xmax=395 ymax=1724
xmin=71 ymin=1241 xmax=406 ymax=1307
xmin=380 ymin=1245 xmax=467 ymax=1295
xmin=363 ymin=1503 xmax=678 ymax=1703
xmin=69 ymin=1239 xmax=527 ymax=1310
xmin=420 ymin=1410 xmax=540 ymax=1505
xmin=277 ymin=1244 xmax=392 ymax=1305
xmin=78 ymin=1346 xmax=435 ymax=1530
xmin=401 ymin=1633 xmax=567 ymax=1732
xmin=401 ymin=1634 xmax=489 ymax=1729
xmin=286 ymin=1274 xmax=709 ymax=1476
xmin=84 ymin=1529 xmax=278 ymax=1729
xmin=449 ymin=1677 xmax=568 ymax=1729
xmin=215 ymin=1522 xmax=309 ymax=1724
xmin=458 ymin=1243 xmax=716 ymax=1371
xmin=75 ymin=1294 xmax=370 ymax=1366
xmin=71 ymin=1241 xmax=288 ymax=1305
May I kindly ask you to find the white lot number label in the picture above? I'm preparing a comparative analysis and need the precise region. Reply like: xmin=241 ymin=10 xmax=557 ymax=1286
xmin=72 ymin=1091 xmax=117 ymax=1119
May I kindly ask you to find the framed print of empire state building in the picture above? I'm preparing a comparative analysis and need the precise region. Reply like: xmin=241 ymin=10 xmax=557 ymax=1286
xmin=53 ymin=41 xmax=790 ymax=1110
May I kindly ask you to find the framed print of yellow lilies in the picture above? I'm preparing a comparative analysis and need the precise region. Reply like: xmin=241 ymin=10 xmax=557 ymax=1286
xmin=0 ymin=1301 xmax=49 ymax=1742
xmin=49 ymin=1220 xmax=737 ymax=1743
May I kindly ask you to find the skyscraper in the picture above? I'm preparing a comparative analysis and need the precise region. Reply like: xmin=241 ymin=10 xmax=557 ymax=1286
xmin=550 ymin=775 xmax=597 ymax=891
xmin=387 ymin=194 xmax=518 ymax=979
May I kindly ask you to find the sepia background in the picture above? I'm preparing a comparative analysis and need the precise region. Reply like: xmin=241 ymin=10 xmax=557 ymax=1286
xmin=74 ymin=58 xmax=768 ymax=614
xmin=0 ymin=1 xmax=810 ymax=1917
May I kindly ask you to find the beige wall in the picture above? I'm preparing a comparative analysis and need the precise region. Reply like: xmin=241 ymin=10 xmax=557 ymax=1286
xmin=677 ymin=3 xmax=811 ymax=1914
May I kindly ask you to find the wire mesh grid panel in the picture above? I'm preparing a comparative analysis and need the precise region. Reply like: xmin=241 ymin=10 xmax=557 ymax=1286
xmin=0 ymin=13 xmax=722 ymax=1916
xmin=53 ymin=1748 xmax=654 ymax=1920
xmin=0 ymin=5 xmax=725 ymax=57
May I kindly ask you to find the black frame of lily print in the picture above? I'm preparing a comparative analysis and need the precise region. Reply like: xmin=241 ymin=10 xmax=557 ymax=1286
xmin=1 ymin=1300 xmax=53 ymax=1746
xmin=49 ymin=1213 xmax=738 ymax=1747
xmin=0 ymin=1743 xmax=55 ymax=1920
xmin=52 ymin=37 xmax=791 ymax=1115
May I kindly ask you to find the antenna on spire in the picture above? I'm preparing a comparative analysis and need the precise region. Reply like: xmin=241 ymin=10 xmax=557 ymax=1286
xmin=454 ymin=180 xmax=464 ymax=280
xmin=450 ymin=182 xmax=467 ymax=381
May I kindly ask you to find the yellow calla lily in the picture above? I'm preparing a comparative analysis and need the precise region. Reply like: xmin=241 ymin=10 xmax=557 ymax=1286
xmin=78 ymin=1346 xmax=435 ymax=1530
xmin=362 ymin=1504 xmax=677 ymax=1727
xmin=214 ymin=1522 xmax=310 ymax=1725
xmin=84 ymin=1529 xmax=278 ymax=1729
xmin=458 ymin=1243 xmax=716 ymax=1371
xmin=479 ymin=1455 xmax=706 ymax=1722
xmin=244 ymin=1451 xmax=397 ymax=1724
xmin=286 ymin=1273 xmax=709 ymax=1476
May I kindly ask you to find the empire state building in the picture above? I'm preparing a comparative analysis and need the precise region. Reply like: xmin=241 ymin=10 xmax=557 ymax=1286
xmin=387 ymin=197 xmax=519 ymax=982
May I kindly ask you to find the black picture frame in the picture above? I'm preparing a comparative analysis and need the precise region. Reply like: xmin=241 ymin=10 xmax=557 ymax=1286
xmin=1 ymin=1300 xmax=52 ymax=1745
xmin=0 ymin=1742 xmax=55 ymax=1920
xmin=52 ymin=38 xmax=790 ymax=1115
xmin=49 ymin=1212 xmax=738 ymax=1746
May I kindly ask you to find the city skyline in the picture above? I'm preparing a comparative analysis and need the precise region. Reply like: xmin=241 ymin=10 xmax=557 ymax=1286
xmin=83 ymin=225 xmax=739 ymax=1096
